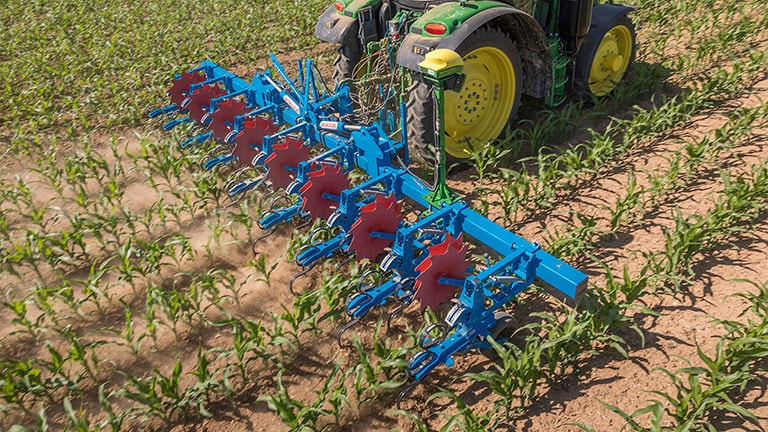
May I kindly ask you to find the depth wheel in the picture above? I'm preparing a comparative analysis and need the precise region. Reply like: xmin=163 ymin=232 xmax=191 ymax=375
xmin=407 ymin=25 xmax=522 ymax=164
xmin=479 ymin=311 xmax=519 ymax=359
xmin=573 ymin=14 xmax=636 ymax=97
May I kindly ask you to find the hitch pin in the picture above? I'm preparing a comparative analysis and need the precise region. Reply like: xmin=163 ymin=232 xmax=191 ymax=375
xmin=418 ymin=228 xmax=445 ymax=235
xmin=360 ymin=188 xmax=386 ymax=195
xmin=489 ymin=275 xmax=522 ymax=284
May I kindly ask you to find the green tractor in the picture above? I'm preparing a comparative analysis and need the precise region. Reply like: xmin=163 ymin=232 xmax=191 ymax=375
xmin=315 ymin=0 xmax=636 ymax=162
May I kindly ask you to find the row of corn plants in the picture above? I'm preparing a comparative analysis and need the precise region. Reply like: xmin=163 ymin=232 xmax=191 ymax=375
xmin=411 ymin=140 xmax=768 ymax=430
xmin=586 ymin=278 xmax=768 ymax=431
xmin=0 ymin=128 xmax=424 ymax=428
xmin=0 ymin=117 xmax=366 ymax=428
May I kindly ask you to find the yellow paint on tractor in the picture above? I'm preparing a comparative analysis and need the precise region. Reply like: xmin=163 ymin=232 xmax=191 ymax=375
xmin=589 ymin=23 xmax=633 ymax=96
xmin=443 ymin=46 xmax=517 ymax=159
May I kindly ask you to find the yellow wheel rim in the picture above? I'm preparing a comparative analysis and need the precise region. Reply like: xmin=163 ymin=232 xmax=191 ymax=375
xmin=444 ymin=46 xmax=516 ymax=159
xmin=589 ymin=25 xmax=633 ymax=96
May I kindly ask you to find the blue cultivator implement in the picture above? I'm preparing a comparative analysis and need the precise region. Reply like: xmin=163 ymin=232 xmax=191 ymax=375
xmin=150 ymin=50 xmax=587 ymax=403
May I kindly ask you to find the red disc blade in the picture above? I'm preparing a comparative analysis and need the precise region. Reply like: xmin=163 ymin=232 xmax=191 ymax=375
xmin=413 ymin=233 xmax=468 ymax=312
xmin=232 ymin=115 xmax=279 ymax=167
xmin=298 ymin=164 xmax=351 ymax=220
xmin=186 ymin=84 xmax=227 ymax=125
xmin=264 ymin=136 xmax=309 ymax=189
xmin=348 ymin=194 xmax=403 ymax=262
xmin=168 ymin=70 xmax=207 ymax=109
xmin=208 ymin=98 xmax=248 ymax=142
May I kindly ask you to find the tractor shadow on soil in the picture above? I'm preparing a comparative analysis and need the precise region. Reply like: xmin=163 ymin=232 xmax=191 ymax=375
xmin=450 ymin=60 xmax=692 ymax=227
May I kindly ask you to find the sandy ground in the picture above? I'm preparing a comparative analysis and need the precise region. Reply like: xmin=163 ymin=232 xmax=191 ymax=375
xmin=1 ymin=40 xmax=767 ymax=432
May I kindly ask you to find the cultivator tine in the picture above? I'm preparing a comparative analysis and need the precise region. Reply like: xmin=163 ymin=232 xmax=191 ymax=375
xmin=334 ymin=254 xmax=355 ymax=271
xmin=358 ymin=269 xmax=384 ymax=291
xmin=386 ymin=302 xmax=410 ymax=329
xmin=251 ymin=227 xmax=278 ymax=256
xmin=396 ymin=379 xmax=423 ymax=410
xmin=289 ymin=262 xmax=317 ymax=296
xmin=292 ymin=219 xmax=314 ymax=239
xmin=337 ymin=269 xmax=389 ymax=346
xmin=387 ymin=277 xmax=417 ymax=329
xmin=336 ymin=317 xmax=362 ymax=347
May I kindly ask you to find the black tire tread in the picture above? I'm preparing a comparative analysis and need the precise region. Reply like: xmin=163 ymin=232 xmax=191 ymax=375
xmin=333 ymin=45 xmax=361 ymax=85
xmin=572 ymin=14 xmax=636 ymax=97
xmin=405 ymin=78 xmax=436 ymax=165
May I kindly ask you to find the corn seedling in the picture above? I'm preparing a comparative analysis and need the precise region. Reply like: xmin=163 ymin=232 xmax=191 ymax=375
xmin=259 ymin=362 xmax=351 ymax=431
xmin=426 ymin=388 xmax=500 ymax=431
xmin=465 ymin=334 xmax=544 ymax=417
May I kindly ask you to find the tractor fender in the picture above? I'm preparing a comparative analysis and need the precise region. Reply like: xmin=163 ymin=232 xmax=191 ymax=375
xmin=587 ymin=3 xmax=635 ymax=32
xmin=315 ymin=1 xmax=385 ymax=50
xmin=396 ymin=4 xmax=552 ymax=98
xmin=315 ymin=4 xmax=360 ymax=48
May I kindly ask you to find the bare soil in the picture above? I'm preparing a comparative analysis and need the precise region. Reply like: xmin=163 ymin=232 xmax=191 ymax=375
xmin=2 ymin=40 xmax=767 ymax=432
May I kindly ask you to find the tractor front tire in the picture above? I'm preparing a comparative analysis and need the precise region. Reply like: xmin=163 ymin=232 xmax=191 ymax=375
xmin=573 ymin=14 xmax=636 ymax=97
xmin=407 ymin=26 xmax=522 ymax=165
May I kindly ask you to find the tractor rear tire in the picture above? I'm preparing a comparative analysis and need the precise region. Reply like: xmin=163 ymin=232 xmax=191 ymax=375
xmin=573 ymin=14 xmax=636 ymax=97
xmin=333 ymin=45 xmax=363 ymax=84
xmin=407 ymin=25 xmax=522 ymax=165
xmin=405 ymin=79 xmax=437 ymax=165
